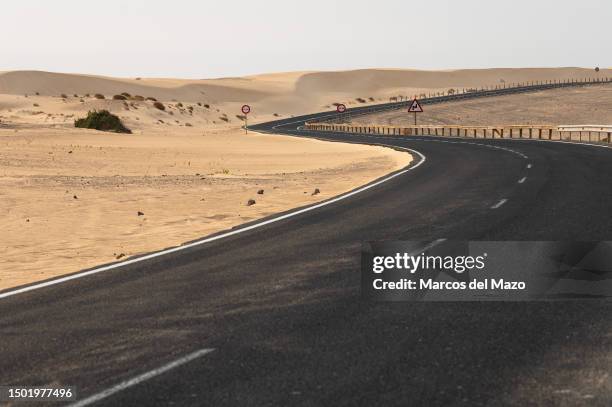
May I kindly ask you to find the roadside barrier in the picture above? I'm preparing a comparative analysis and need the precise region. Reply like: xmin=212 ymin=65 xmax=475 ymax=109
xmin=303 ymin=123 xmax=612 ymax=144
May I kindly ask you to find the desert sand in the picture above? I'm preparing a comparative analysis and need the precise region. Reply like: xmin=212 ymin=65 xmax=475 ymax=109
xmin=0 ymin=70 xmax=415 ymax=290
xmin=1 ymin=67 xmax=609 ymax=290
xmin=346 ymin=84 xmax=612 ymax=127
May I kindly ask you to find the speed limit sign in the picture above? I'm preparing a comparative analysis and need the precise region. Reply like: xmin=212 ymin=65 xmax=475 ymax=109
xmin=336 ymin=104 xmax=346 ymax=113
xmin=241 ymin=104 xmax=251 ymax=115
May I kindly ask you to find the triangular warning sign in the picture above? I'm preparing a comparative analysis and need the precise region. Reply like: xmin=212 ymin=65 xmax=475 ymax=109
xmin=408 ymin=99 xmax=424 ymax=113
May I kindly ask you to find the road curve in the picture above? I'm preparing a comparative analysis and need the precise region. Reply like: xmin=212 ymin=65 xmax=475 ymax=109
xmin=1 ymin=103 xmax=611 ymax=406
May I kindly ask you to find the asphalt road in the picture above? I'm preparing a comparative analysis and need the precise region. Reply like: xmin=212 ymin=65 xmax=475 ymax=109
xmin=1 ymin=108 xmax=611 ymax=406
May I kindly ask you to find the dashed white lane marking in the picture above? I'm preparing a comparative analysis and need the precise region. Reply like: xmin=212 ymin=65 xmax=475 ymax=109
xmin=0 ymin=142 xmax=426 ymax=300
xmin=491 ymin=199 xmax=508 ymax=209
xmin=518 ymin=177 xmax=527 ymax=184
xmin=527 ymin=164 xmax=532 ymax=169
xmin=67 ymin=348 xmax=215 ymax=407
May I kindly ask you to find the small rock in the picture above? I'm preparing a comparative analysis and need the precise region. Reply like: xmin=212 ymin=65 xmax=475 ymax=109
xmin=257 ymin=189 xmax=264 ymax=195
xmin=73 ymin=195 xmax=78 ymax=199
xmin=247 ymin=199 xmax=256 ymax=206
xmin=68 ymin=150 xmax=73 ymax=154
xmin=26 ymin=218 xmax=30 ymax=222
xmin=116 ymin=253 xmax=125 ymax=259
xmin=312 ymin=188 xmax=320 ymax=196
xmin=137 ymin=211 xmax=144 ymax=216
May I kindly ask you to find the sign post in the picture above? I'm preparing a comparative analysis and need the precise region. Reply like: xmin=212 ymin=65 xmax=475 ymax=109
xmin=408 ymin=98 xmax=424 ymax=126
xmin=241 ymin=104 xmax=251 ymax=134
xmin=336 ymin=103 xmax=346 ymax=122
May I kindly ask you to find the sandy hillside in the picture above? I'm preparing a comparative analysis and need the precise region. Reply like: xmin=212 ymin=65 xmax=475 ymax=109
xmin=1 ymin=67 xmax=608 ymax=290
xmin=1 ymin=67 xmax=610 ymax=118
xmin=345 ymin=84 xmax=612 ymax=127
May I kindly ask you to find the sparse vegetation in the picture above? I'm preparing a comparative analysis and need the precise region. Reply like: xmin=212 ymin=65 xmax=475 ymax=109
xmin=153 ymin=101 xmax=165 ymax=111
xmin=74 ymin=110 xmax=131 ymax=134
xmin=145 ymin=96 xmax=157 ymax=101
xmin=204 ymin=104 xmax=210 ymax=109
xmin=121 ymin=92 xmax=131 ymax=98
xmin=94 ymin=94 xmax=105 ymax=99
xmin=219 ymin=116 xmax=229 ymax=122
xmin=356 ymin=97 xmax=367 ymax=103
xmin=132 ymin=95 xmax=145 ymax=101
xmin=236 ymin=114 xmax=246 ymax=121
xmin=176 ymin=102 xmax=183 ymax=108
xmin=60 ymin=94 xmax=68 ymax=99
xmin=113 ymin=94 xmax=128 ymax=100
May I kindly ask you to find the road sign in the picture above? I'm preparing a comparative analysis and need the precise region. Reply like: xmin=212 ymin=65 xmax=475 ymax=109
xmin=336 ymin=104 xmax=346 ymax=113
xmin=408 ymin=99 xmax=423 ymax=113
xmin=241 ymin=105 xmax=251 ymax=134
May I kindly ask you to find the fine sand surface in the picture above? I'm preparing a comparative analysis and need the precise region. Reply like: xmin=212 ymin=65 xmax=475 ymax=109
xmin=1 ymin=67 xmax=608 ymax=290
xmin=0 ymin=70 xmax=415 ymax=290
xmin=346 ymin=84 xmax=612 ymax=127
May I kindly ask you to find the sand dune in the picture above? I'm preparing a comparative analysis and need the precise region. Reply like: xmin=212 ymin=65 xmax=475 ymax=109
xmin=2 ymin=67 xmax=609 ymax=116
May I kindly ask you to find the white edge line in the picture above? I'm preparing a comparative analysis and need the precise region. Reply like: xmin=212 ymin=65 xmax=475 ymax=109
xmin=0 ymin=144 xmax=426 ymax=300
xmin=491 ymin=199 xmax=508 ymax=209
xmin=527 ymin=164 xmax=533 ymax=169
xmin=518 ymin=177 xmax=527 ymax=184
xmin=66 ymin=348 xmax=215 ymax=407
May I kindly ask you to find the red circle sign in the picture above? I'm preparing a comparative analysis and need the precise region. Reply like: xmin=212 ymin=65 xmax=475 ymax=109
xmin=336 ymin=104 xmax=346 ymax=113
xmin=241 ymin=105 xmax=251 ymax=115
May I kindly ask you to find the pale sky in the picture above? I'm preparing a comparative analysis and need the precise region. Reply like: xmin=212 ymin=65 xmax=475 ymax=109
xmin=2 ymin=0 xmax=609 ymax=78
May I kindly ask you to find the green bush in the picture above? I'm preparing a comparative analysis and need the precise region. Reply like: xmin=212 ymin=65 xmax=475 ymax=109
xmin=74 ymin=110 xmax=131 ymax=134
